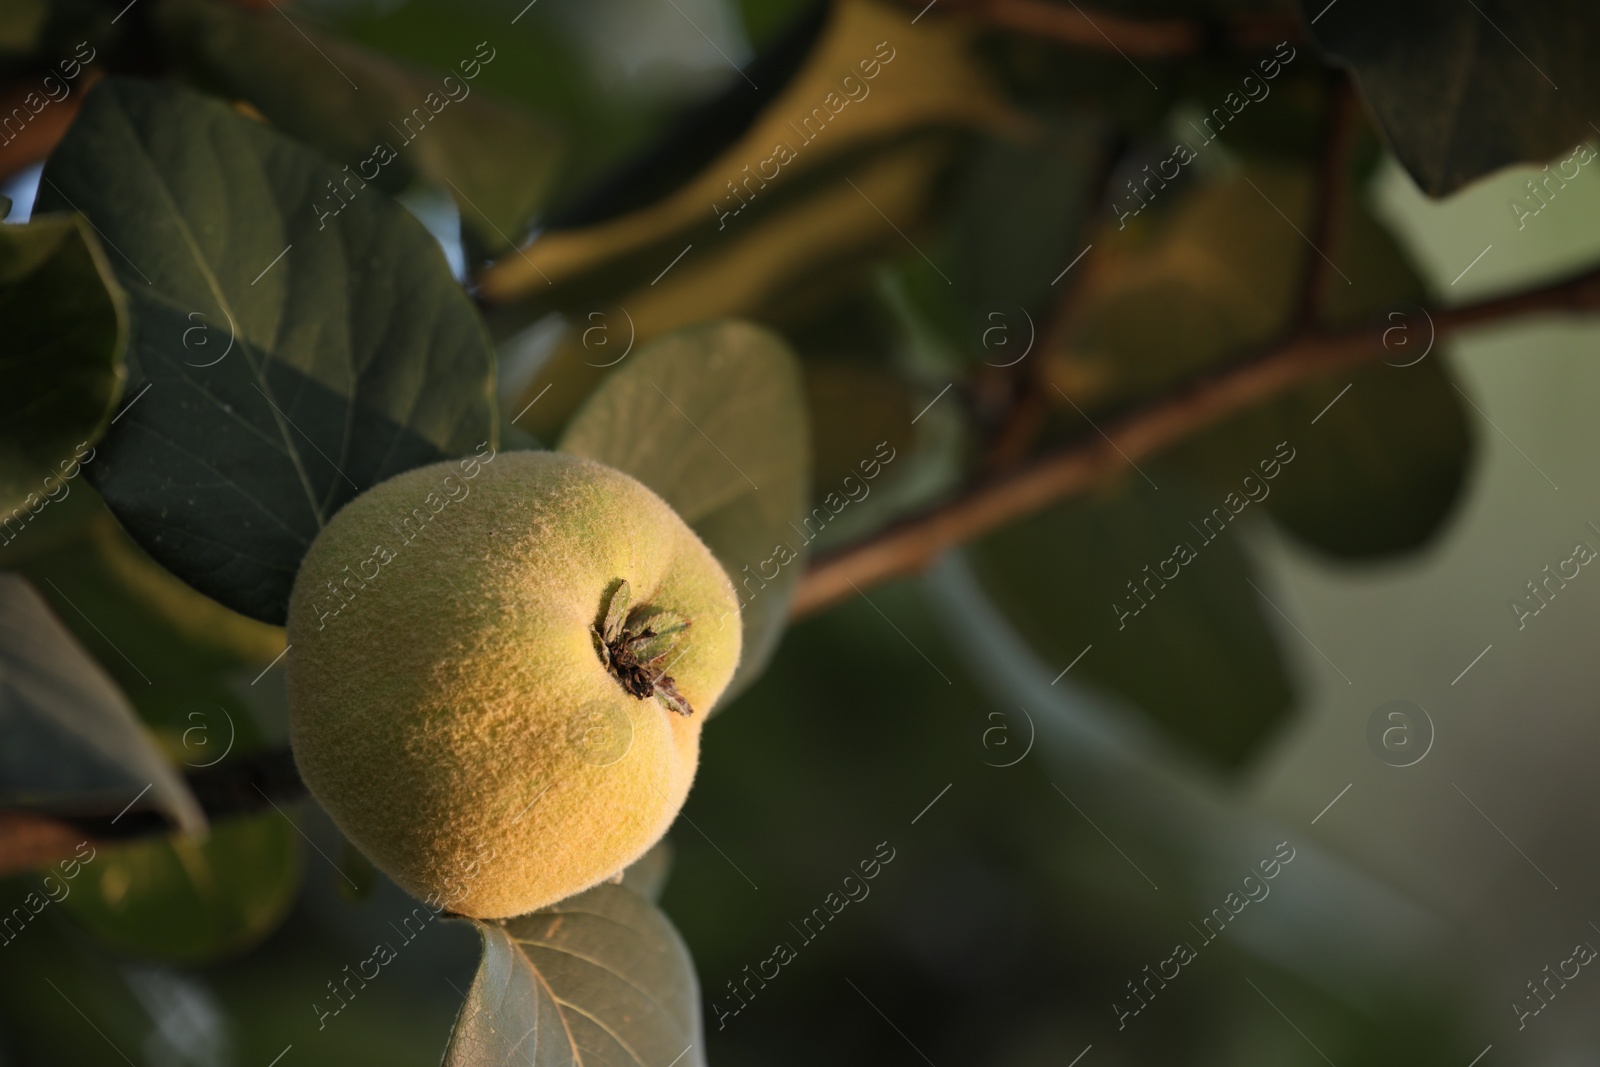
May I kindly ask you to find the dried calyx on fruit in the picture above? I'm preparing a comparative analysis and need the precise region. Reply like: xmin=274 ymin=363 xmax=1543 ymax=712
xmin=592 ymin=580 xmax=694 ymax=716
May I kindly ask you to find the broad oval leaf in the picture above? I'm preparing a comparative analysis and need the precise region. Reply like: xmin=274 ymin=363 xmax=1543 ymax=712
xmin=36 ymin=78 xmax=497 ymax=623
xmin=1171 ymin=359 xmax=1473 ymax=560
xmin=967 ymin=478 xmax=1293 ymax=768
xmin=560 ymin=321 xmax=810 ymax=704
xmin=0 ymin=211 xmax=126 ymax=516
xmin=0 ymin=573 xmax=203 ymax=833
xmin=1054 ymin=163 xmax=1472 ymax=559
xmin=1305 ymin=0 xmax=1600 ymax=196
xmin=152 ymin=0 xmax=563 ymax=256
xmin=445 ymin=881 xmax=704 ymax=1067
xmin=59 ymin=812 xmax=302 ymax=963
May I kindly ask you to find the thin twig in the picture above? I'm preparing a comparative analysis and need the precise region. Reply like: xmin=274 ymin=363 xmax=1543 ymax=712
xmin=793 ymin=259 xmax=1600 ymax=617
xmin=1297 ymin=74 xmax=1361 ymax=326
xmin=984 ymin=131 xmax=1128 ymax=472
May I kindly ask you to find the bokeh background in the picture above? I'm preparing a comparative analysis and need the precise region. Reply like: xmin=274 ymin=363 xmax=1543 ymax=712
xmin=5 ymin=0 xmax=1600 ymax=1064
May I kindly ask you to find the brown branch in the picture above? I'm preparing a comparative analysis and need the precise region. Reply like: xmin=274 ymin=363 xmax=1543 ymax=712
xmin=793 ymin=261 xmax=1600 ymax=617
xmin=927 ymin=0 xmax=1303 ymax=58
xmin=1297 ymin=74 xmax=1360 ymax=326
xmin=0 ymin=71 xmax=100 ymax=184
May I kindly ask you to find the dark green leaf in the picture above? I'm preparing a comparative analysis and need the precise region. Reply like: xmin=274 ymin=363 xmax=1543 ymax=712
xmin=153 ymin=0 xmax=563 ymax=254
xmin=1049 ymin=164 xmax=1308 ymax=411
xmin=0 ymin=573 xmax=203 ymax=832
xmin=560 ymin=321 xmax=811 ymax=706
xmin=9 ymin=504 xmax=286 ymax=694
xmin=966 ymin=478 xmax=1292 ymax=767
xmin=0 ymin=212 xmax=126 ymax=516
xmin=1055 ymin=162 xmax=1471 ymax=558
xmin=0 ymin=0 xmax=48 ymax=58
xmin=37 ymin=78 xmax=496 ymax=623
xmin=445 ymin=882 xmax=703 ymax=1067
xmin=947 ymin=117 xmax=1106 ymax=330
xmin=1305 ymin=0 xmax=1600 ymax=195
xmin=1171 ymin=359 xmax=1473 ymax=559
xmin=59 ymin=812 xmax=302 ymax=963
xmin=1162 ymin=168 xmax=1472 ymax=558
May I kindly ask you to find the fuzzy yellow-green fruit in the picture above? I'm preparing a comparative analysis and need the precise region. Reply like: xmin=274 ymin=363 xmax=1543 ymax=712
xmin=285 ymin=450 xmax=741 ymax=919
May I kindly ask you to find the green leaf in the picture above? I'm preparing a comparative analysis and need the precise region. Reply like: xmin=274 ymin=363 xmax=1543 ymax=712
xmin=9 ymin=504 xmax=286 ymax=692
xmin=1049 ymin=164 xmax=1309 ymax=410
xmin=0 ymin=212 xmax=127 ymax=516
xmin=945 ymin=118 xmax=1106 ymax=333
xmin=1305 ymin=0 xmax=1600 ymax=196
xmin=478 ymin=0 xmax=1017 ymax=304
xmin=58 ymin=812 xmax=302 ymax=963
xmin=966 ymin=478 xmax=1292 ymax=767
xmin=152 ymin=0 xmax=563 ymax=255
xmin=1171 ymin=359 xmax=1473 ymax=559
xmin=36 ymin=78 xmax=496 ymax=624
xmin=445 ymin=882 xmax=703 ymax=1067
xmin=1158 ymin=169 xmax=1472 ymax=558
xmin=1056 ymin=162 xmax=1472 ymax=559
xmin=0 ymin=573 xmax=203 ymax=833
xmin=559 ymin=321 xmax=811 ymax=706
xmin=0 ymin=0 xmax=48 ymax=58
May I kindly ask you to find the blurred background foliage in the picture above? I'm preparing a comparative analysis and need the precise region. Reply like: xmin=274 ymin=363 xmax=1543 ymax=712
xmin=3 ymin=0 xmax=1600 ymax=1062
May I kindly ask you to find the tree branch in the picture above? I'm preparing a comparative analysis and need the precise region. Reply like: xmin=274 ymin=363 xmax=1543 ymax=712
xmin=925 ymin=0 xmax=1303 ymax=58
xmin=793 ymin=260 xmax=1600 ymax=617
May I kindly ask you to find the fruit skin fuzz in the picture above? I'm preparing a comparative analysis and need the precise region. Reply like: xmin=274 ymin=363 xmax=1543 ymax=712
xmin=285 ymin=450 xmax=741 ymax=919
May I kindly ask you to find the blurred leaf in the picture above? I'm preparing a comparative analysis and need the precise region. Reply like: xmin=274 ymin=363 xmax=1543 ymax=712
xmin=37 ymin=78 xmax=496 ymax=624
xmin=153 ymin=0 xmax=563 ymax=254
xmin=336 ymin=839 xmax=378 ymax=905
xmin=0 ymin=573 xmax=203 ymax=833
xmin=1155 ymin=166 xmax=1471 ymax=558
xmin=620 ymin=838 xmax=674 ymax=904
xmin=445 ymin=882 xmax=703 ymax=1067
xmin=804 ymin=360 xmax=914 ymax=497
xmin=1173 ymin=359 xmax=1473 ymax=559
xmin=1053 ymin=161 xmax=1471 ymax=558
xmin=967 ymin=478 xmax=1292 ymax=766
xmin=796 ymin=355 xmax=964 ymax=549
xmin=560 ymin=322 xmax=810 ymax=705
xmin=542 ymin=1 xmax=830 ymax=230
xmin=325 ymin=0 xmax=665 ymax=207
xmin=736 ymin=0 xmax=822 ymax=48
xmin=506 ymin=132 xmax=959 ymax=447
xmin=480 ymin=0 xmax=1018 ymax=304
xmin=1174 ymin=54 xmax=1335 ymax=162
xmin=1305 ymin=0 xmax=1600 ymax=195
xmin=946 ymin=117 xmax=1106 ymax=330
xmin=0 ymin=889 xmax=471 ymax=1067
xmin=60 ymin=813 xmax=301 ymax=963
xmin=12 ymin=505 xmax=285 ymax=690
xmin=0 ymin=0 xmax=48 ymax=55
xmin=1047 ymin=163 xmax=1309 ymax=410
xmin=0 ymin=211 xmax=126 ymax=516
